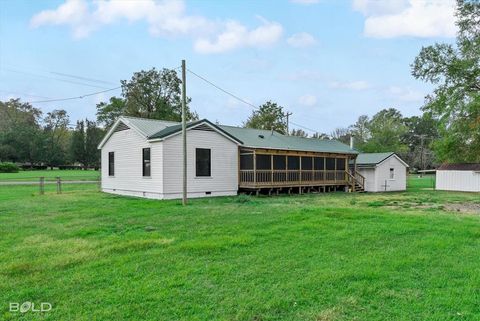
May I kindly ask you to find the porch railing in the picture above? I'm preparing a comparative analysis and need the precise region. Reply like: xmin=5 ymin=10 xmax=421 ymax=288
xmin=239 ymin=170 xmax=347 ymax=187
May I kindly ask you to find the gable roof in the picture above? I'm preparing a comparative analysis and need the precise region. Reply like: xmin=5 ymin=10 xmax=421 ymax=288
xmin=148 ymin=119 xmax=242 ymax=144
xmin=99 ymin=116 xmax=357 ymax=155
xmin=438 ymin=163 xmax=480 ymax=171
xmin=356 ymin=152 xmax=409 ymax=168
xmin=218 ymin=125 xmax=357 ymax=154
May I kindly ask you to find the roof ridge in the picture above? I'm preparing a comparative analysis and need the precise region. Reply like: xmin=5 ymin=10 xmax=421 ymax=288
xmin=121 ymin=115 xmax=180 ymax=124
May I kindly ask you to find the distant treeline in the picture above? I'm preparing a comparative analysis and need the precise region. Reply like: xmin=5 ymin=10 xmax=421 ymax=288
xmin=0 ymin=99 xmax=103 ymax=169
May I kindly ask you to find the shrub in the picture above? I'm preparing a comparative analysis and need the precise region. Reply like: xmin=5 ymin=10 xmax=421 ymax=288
xmin=0 ymin=162 xmax=20 ymax=173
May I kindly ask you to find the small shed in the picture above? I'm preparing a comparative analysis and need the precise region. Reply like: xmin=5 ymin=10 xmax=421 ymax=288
xmin=436 ymin=163 xmax=480 ymax=192
xmin=355 ymin=152 xmax=409 ymax=192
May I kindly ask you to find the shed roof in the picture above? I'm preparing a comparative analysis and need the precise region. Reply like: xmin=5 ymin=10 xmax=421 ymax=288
xmin=437 ymin=163 xmax=480 ymax=171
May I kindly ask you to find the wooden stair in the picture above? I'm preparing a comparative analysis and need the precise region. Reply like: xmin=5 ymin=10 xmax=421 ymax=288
xmin=347 ymin=170 xmax=366 ymax=193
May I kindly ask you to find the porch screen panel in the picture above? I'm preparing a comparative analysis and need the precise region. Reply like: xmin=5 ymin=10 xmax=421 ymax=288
xmin=314 ymin=157 xmax=325 ymax=181
xmin=336 ymin=158 xmax=346 ymax=170
xmin=287 ymin=156 xmax=300 ymax=182
xmin=314 ymin=157 xmax=324 ymax=170
xmin=273 ymin=155 xmax=286 ymax=182
xmin=240 ymin=154 xmax=254 ymax=170
xmin=256 ymin=154 xmax=271 ymax=183
xmin=326 ymin=158 xmax=336 ymax=170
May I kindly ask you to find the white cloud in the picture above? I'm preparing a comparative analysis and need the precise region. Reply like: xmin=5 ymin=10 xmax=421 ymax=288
xmin=353 ymin=0 xmax=457 ymax=38
xmin=30 ymin=0 xmax=283 ymax=53
xmin=330 ymin=80 xmax=370 ymax=91
xmin=194 ymin=18 xmax=283 ymax=54
xmin=388 ymin=86 xmax=425 ymax=102
xmin=290 ymin=0 xmax=320 ymax=4
xmin=298 ymin=94 xmax=317 ymax=106
xmin=287 ymin=32 xmax=317 ymax=48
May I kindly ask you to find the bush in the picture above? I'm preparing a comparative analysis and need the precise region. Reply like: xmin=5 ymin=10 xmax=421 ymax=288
xmin=0 ymin=162 xmax=20 ymax=173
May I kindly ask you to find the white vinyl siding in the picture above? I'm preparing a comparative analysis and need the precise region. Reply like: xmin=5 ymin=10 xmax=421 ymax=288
xmin=101 ymin=128 xmax=164 ymax=197
xmin=357 ymin=155 xmax=407 ymax=192
xmin=162 ymin=129 xmax=238 ymax=199
xmin=436 ymin=170 xmax=480 ymax=192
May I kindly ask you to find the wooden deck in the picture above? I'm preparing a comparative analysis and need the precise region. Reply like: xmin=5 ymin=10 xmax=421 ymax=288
xmin=239 ymin=169 xmax=348 ymax=188
xmin=238 ymin=147 xmax=365 ymax=192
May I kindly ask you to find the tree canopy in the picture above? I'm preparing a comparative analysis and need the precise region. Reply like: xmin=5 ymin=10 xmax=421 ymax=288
xmin=96 ymin=68 xmax=198 ymax=128
xmin=243 ymin=101 xmax=287 ymax=134
xmin=411 ymin=0 xmax=480 ymax=162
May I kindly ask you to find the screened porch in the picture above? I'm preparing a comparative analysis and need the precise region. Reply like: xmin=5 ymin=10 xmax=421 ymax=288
xmin=239 ymin=148 xmax=359 ymax=190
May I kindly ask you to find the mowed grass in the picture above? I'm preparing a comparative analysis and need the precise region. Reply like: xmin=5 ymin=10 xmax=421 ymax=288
xmin=0 ymin=170 xmax=99 ymax=182
xmin=1 ymin=177 xmax=479 ymax=321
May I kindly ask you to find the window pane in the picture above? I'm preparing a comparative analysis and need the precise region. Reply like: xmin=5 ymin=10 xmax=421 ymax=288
xmin=273 ymin=155 xmax=286 ymax=170
xmin=196 ymin=148 xmax=211 ymax=177
xmin=336 ymin=158 xmax=345 ymax=170
xmin=314 ymin=157 xmax=324 ymax=170
xmin=256 ymin=154 xmax=271 ymax=170
xmin=390 ymin=168 xmax=394 ymax=179
xmin=301 ymin=157 xmax=313 ymax=170
xmin=143 ymin=148 xmax=151 ymax=177
xmin=326 ymin=157 xmax=335 ymax=170
xmin=287 ymin=156 xmax=300 ymax=170
xmin=108 ymin=152 xmax=114 ymax=176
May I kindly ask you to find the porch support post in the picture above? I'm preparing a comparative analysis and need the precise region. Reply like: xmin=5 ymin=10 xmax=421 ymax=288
xmin=253 ymin=150 xmax=257 ymax=186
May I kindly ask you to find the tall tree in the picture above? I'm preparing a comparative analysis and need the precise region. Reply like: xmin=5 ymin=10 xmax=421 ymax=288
xmin=411 ymin=0 xmax=480 ymax=162
xmin=96 ymin=68 xmax=198 ymax=127
xmin=71 ymin=120 xmax=87 ymax=168
xmin=349 ymin=115 xmax=370 ymax=150
xmin=85 ymin=120 xmax=104 ymax=168
xmin=244 ymin=101 xmax=287 ymax=134
xmin=0 ymin=99 xmax=43 ymax=164
xmin=290 ymin=129 xmax=308 ymax=137
xmin=311 ymin=132 xmax=330 ymax=140
xmin=330 ymin=127 xmax=351 ymax=145
xmin=403 ymin=113 xmax=440 ymax=170
xmin=96 ymin=97 xmax=127 ymax=128
xmin=361 ymin=108 xmax=409 ymax=154
xmin=43 ymin=109 xmax=70 ymax=168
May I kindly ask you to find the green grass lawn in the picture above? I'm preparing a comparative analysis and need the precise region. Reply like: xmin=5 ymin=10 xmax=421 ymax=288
xmin=0 ymin=170 xmax=99 ymax=182
xmin=1 ymin=177 xmax=479 ymax=320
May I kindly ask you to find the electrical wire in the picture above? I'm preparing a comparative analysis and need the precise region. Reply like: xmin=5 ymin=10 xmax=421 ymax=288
xmin=28 ymin=86 xmax=121 ymax=103
xmin=186 ymin=67 xmax=321 ymax=133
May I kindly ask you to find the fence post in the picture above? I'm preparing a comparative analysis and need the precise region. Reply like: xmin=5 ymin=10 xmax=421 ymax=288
xmin=39 ymin=177 xmax=45 ymax=195
xmin=56 ymin=177 xmax=62 ymax=194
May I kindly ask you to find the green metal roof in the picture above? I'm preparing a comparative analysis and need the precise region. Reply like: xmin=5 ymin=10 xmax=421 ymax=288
xmin=148 ymin=119 xmax=242 ymax=143
xmin=121 ymin=116 xmax=179 ymax=138
xmin=219 ymin=125 xmax=357 ymax=154
xmin=116 ymin=116 xmax=357 ymax=155
xmin=355 ymin=152 xmax=395 ymax=166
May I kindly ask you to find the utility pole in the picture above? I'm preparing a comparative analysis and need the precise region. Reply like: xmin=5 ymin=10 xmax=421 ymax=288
xmin=285 ymin=112 xmax=292 ymax=135
xmin=181 ymin=60 xmax=187 ymax=205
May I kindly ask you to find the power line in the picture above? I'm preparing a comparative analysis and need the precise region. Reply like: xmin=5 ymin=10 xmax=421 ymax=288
xmin=28 ymin=86 xmax=121 ymax=104
xmin=186 ymin=68 xmax=320 ymax=133
xmin=1 ymin=67 xmax=111 ymax=89
xmin=187 ymin=68 xmax=258 ymax=110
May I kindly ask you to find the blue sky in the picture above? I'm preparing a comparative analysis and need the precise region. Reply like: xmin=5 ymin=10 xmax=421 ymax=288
xmin=0 ymin=0 xmax=456 ymax=133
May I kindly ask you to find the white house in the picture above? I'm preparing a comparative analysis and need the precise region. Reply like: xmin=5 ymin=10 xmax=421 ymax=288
xmin=355 ymin=152 xmax=409 ymax=192
xmin=98 ymin=116 xmax=242 ymax=199
xmin=436 ymin=164 xmax=480 ymax=192
xmin=98 ymin=116 xmax=363 ymax=199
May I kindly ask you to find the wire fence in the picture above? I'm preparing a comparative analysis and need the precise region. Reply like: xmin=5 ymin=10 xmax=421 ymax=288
xmin=0 ymin=175 xmax=101 ymax=195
